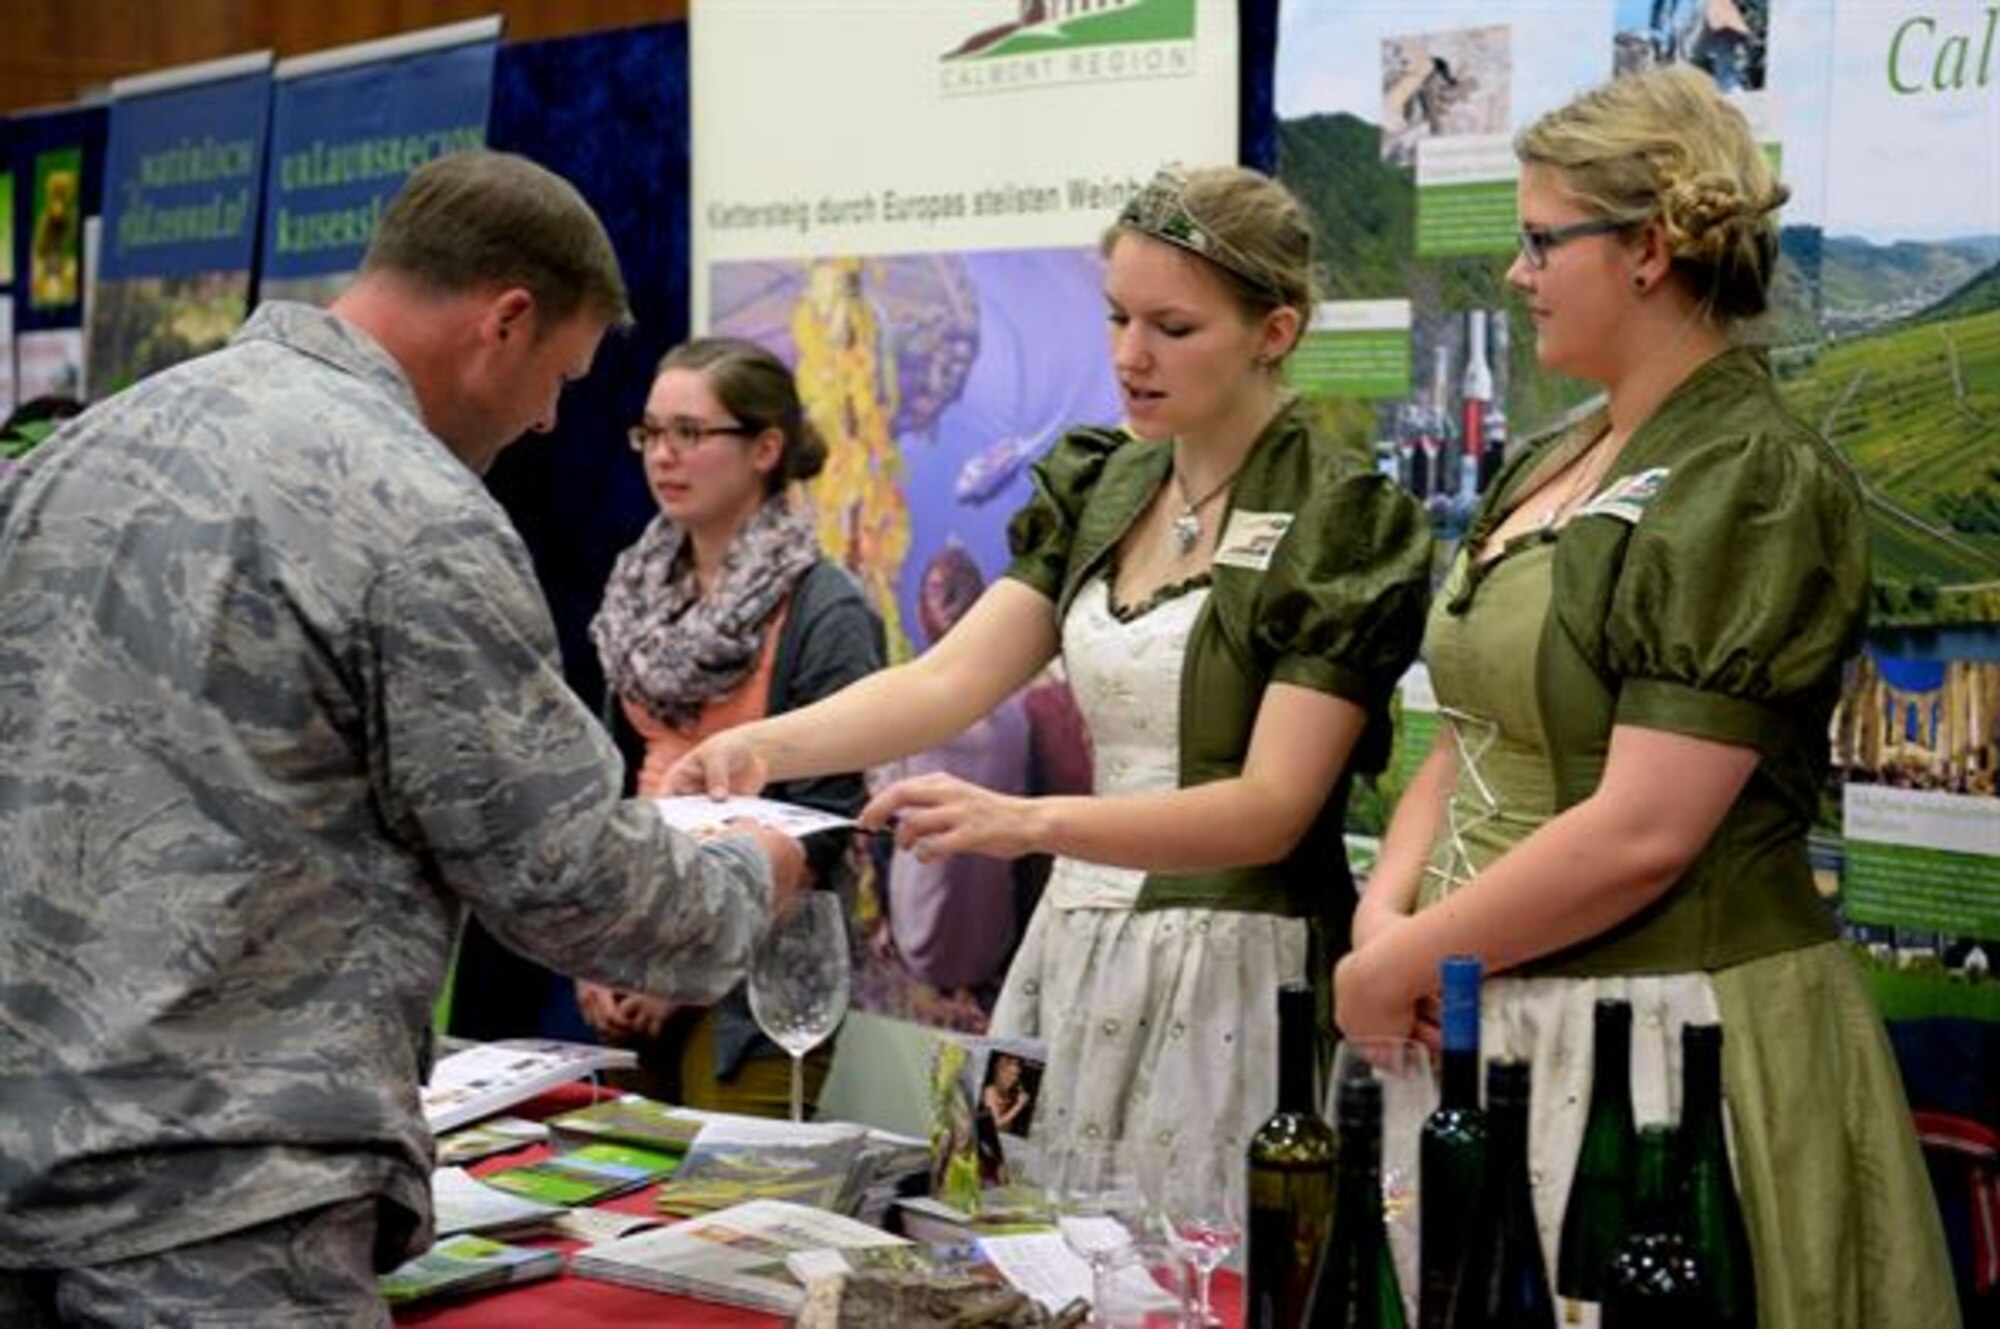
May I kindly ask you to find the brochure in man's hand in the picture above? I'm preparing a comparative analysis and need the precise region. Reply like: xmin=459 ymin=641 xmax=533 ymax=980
xmin=651 ymin=795 xmax=858 ymax=841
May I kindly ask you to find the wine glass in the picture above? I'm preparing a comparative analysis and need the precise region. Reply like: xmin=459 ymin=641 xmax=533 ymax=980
xmin=745 ymin=892 xmax=850 ymax=1122
xmin=1043 ymin=1137 xmax=1146 ymax=1270
xmin=1135 ymin=1145 xmax=1242 ymax=1327
xmin=1330 ymin=1037 xmax=1435 ymax=1318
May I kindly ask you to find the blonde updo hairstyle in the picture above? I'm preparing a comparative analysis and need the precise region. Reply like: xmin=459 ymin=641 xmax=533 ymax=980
xmin=655 ymin=337 xmax=827 ymax=496
xmin=1105 ymin=164 xmax=1318 ymax=365
xmin=1516 ymin=66 xmax=1788 ymax=323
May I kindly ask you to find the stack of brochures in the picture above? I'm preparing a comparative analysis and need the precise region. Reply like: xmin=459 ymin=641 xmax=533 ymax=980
xmin=482 ymin=1142 xmax=682 ymax=1207
xmin=436 ymin=1115 xmax=547 ymax=1166
xmin=431 ymin=1166 xmax=566 ymax=1239
xmin=379 ymin=1233 xmax=563 ymax=1306
xmin=421 ymin=1038 xmax=636 ymax=1134
xmin=571 ymin=1199 xmax=906 ymax=1314
xmin=653 ymin=1116 xmax=872 ymax=1218
xmin=544 ymin=1094 xmax=704 ymax=1155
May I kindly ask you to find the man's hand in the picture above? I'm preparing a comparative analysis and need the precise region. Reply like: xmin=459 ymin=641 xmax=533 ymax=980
xmin=745 ymin=823 xmax=809 ymax=915
xmin=667 ymin=733 xmax=769 ymax=799
xmin=576 ymin=982 xmax=676 ymax=1041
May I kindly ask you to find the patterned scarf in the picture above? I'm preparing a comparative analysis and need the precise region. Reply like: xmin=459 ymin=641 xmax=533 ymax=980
xmin=591 ymin=498 xmax=820 ymax=730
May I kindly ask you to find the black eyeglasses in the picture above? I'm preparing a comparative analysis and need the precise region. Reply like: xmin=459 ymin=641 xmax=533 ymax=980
xmin=627 ymin=417 xmax=754 ymax=455
xmin=1516 ymin=218 xmax=1628 ymax=269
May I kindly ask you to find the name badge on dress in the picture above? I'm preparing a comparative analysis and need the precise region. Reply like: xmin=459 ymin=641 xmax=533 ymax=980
xmin=1574 ymin=466 xmax=1672 ymax=525
xmin=1213 ymin=510 xmax=1294 ymax=571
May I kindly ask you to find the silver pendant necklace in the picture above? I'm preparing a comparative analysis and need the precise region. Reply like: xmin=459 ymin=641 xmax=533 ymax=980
xmin=1169 ymin=462 xmax=1239 ymax=557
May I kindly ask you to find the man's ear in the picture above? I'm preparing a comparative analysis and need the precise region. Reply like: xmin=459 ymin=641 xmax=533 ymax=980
xmin=484 ymin=287 xmax=537 ymax=345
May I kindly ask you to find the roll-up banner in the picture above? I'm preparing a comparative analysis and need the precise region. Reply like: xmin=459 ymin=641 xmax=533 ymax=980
xmin=691 ymin=0 xmax=1238 ymax=1030
xmin=89 ymin=53 xmax=272 ymax=396
xmin=258 ymin=16 xmax=501 ymax=307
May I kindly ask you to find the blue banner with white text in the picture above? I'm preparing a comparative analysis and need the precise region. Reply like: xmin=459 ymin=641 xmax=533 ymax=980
xmin=90 ymin=69 xmax=271 ymax=394
xmin=258 ymin=38 xmax=496 ymax=305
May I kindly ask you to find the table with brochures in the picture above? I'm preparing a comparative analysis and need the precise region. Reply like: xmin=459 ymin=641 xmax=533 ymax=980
xmin=394 ymin=1082 xmax=1245 ymax=1327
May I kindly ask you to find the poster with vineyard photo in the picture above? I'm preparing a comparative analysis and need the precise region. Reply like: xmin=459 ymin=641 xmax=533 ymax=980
xmin=1801 ymin=2 xmax=2000 ymax=980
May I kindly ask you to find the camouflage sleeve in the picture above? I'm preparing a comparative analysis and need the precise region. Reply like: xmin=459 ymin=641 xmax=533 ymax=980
xmin=362 ymin=535 xmax=769 ymax=1004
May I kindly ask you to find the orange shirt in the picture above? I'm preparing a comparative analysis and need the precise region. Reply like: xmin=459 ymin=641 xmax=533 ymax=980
xmin=623 ymin=601 xmax=789 ymax=797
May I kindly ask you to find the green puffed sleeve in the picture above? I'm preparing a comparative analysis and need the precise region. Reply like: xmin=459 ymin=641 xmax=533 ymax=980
xmin=1003 ymin=426 xmax=1125 ymax=600
xmin=1604 ymin=429 xmax=1867 ymax=753
xmin=1255 ymin=470 xmax=1434 ymax=709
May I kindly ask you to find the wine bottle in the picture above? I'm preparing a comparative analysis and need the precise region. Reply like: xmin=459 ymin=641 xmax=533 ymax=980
xmin=1308 ymin=1074 xmax=1408 ymax=1328
xmin=1603 ymin=1125 xmax=1705 ymax=1327
xmin=1418 ymin=956 xmax=1486 ymax=1329
xmin=1247 ymin=983 xmax=1338 ymax=1329
xmin=1556 ymin=1000 xmax=1637 ymax=1327
xmin=1449 ymin=1060 xmax=1555 ymax=1329
xmin=1678 ymin=1024 xmax=1756 ymax=1328
xmin=1459 ymin=310 xmax=1493 ymax=503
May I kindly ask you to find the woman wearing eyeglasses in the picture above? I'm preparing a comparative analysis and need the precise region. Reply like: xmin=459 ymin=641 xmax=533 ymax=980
xmin=669 ymin=165 xmax=1434 ymax=1208
xmin=1338 ymin=67 xmax=1956 ymax=1327
xmin=580 ymin=336 xmax=885 ymax=1117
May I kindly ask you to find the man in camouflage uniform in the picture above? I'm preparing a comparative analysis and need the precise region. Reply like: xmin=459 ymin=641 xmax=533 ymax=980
xmin=0 ymin=151 xmax=804 ymax=1325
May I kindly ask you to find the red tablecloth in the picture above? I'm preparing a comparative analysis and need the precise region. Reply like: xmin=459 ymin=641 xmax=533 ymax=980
xmin=396 ymin=1085 xmax=1243 ymax=1326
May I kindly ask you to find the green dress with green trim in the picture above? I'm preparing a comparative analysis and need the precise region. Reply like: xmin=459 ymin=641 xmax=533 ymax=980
xmin=1416 ymin=349 xmax=1959 ymax=1329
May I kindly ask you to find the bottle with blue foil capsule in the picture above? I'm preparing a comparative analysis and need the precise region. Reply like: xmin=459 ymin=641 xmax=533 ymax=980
xmin=1419 ymin=956 xmax=1486 ymax=1329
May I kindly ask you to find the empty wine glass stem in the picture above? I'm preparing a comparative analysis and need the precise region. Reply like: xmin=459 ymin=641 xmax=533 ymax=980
xmin=789 ymin=1051 xmax=804 ymax=1123
xmin=1194 ymin=1265 xmax=1216 ymax=1324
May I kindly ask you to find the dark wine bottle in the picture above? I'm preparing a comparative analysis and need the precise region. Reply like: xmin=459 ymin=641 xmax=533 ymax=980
xmin=1449 ymin=1059 xmax=1555 ymax=1329
xmin=1308 ymin=1073 xmax=1408 ymax=1328
xmin=1602 ymin=1125 xmax=1705 ymax=1327
xmin=1418 ymin=955 xmax=1486 ymax=1329
xmin=1247 ymin=982 xmax=1337 ymax=1329
xmin=1678 ymin=1024 xmax=1756 ymax=1328
xmin=1556 ymin=999 xmax=1637 ymax=1327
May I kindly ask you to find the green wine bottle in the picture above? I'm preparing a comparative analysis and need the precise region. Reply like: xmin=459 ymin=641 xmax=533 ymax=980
xmin=1419 ymin=956 xmax=1485 ymax=1329
xmin=1307 ymin=1073 xmax=1408 ymax=1328
xmin=1556 ymin=999 xmax=1637 ymax=1327
xmin=1678 ymin=1024 xmax=1755 ymax=1328
xmin=1247 ymin=982 xmax=1337 ymax=1329
xmin=1449 ymin=1060 xmax=1555 ymax=1329
xmin=1603 ymin=1125 xmax=1705 ymax=1328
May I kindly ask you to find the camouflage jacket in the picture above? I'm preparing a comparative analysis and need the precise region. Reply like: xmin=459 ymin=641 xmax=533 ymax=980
xmin=0 ymin=302 xmax=771 ymax=1268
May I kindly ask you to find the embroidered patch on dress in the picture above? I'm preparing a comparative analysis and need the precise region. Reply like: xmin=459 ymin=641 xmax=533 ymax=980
xmin=1212 ymin=510 xmax=1294 ymax=570
xmin=1574 ymin=466 xmax=1672 ymax=525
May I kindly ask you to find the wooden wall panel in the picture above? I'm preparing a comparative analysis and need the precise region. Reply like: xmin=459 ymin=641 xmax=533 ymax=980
xmin=0 ymin=1 xmax=686 ymax=114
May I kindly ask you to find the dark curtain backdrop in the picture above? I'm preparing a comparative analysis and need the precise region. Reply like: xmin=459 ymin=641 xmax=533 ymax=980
xmin=1238 ymin=0 xmax=1279 ymax=175
xmin=453 ymin=21 xmax=689 ymax=1041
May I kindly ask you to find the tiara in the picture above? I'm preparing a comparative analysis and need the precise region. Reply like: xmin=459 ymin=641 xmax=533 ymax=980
xmin=1118 ymin=166 xmax=1286 ymax=300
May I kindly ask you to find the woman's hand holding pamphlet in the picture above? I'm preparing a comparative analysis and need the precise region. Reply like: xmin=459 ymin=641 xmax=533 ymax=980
xmin=651 ymin=795 xmax=857 ymax=840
